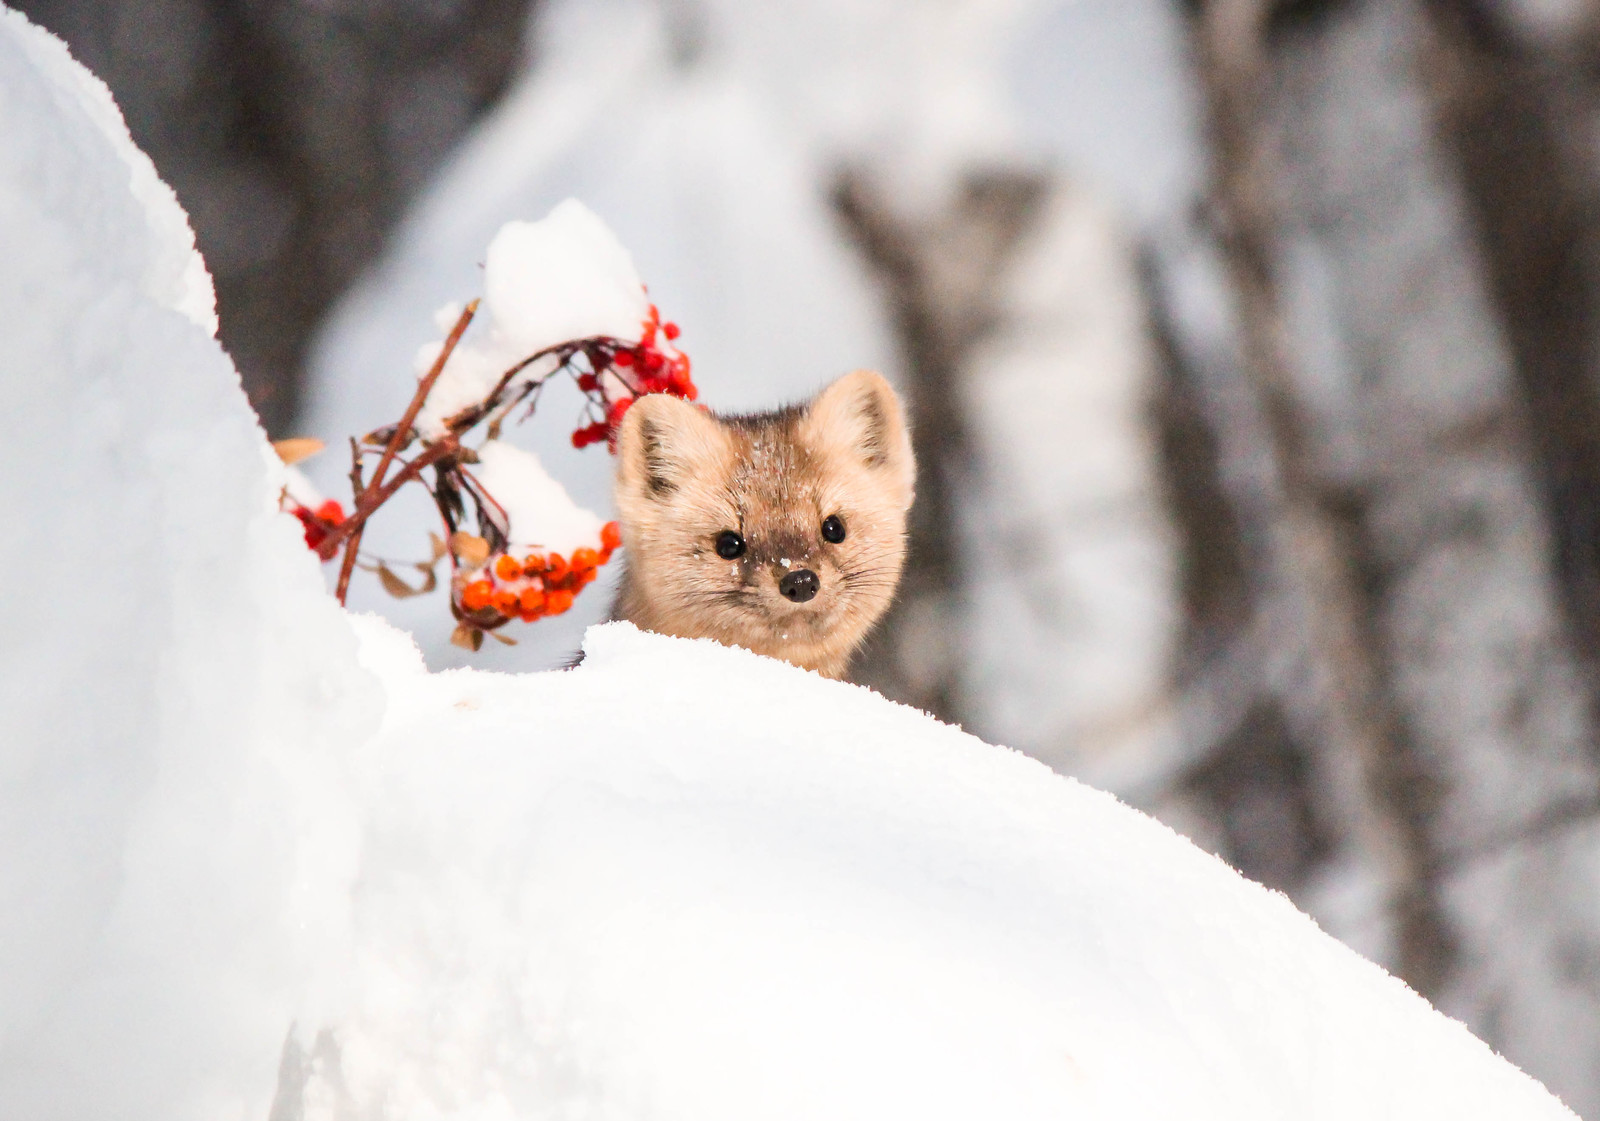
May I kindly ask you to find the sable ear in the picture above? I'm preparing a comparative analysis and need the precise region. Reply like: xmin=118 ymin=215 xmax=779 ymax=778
xmin=801 ymin=370 xmax=915 ymax=498
xmin=614 ymin=393 xmax=727 ymax=502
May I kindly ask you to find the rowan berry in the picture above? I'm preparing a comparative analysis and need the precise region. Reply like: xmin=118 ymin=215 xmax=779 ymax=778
xmin=461 ymin=581 xmax=493 ymax=612
xmin=601 ymin=521 xmax=623 ymax=552
xmin=546 ymin=589 xmax=574 ymax=615
xmin=494 ymin=554 xmax=521 ymax=580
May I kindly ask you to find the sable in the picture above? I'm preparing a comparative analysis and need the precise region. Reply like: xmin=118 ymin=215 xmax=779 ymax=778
xmin=612 ymin=370 xmax=916 ymax=679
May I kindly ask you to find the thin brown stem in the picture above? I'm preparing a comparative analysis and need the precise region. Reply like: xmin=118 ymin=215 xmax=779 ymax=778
xmin=324 ymin=300 xmax=476 ymax=601
xmin=370 ymin=299 xmax=478 ymax=494
xmin=335 ymin=437 xmax=367 ymax=603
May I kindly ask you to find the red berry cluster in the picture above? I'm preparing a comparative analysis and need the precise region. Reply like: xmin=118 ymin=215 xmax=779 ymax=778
xmin=454 ymin=520 xmax=623 ymax=627
xmin=570 ymin=305 xmax=696 ymax=451
xmin=290 ymin=499 xmax=346 ymax=550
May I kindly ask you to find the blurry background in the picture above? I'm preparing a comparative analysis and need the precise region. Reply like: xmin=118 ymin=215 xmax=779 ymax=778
xmin=17 ymin=0 xmax=1600 ymax=1113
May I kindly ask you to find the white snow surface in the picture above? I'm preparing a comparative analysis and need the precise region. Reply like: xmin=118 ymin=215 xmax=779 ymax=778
xmin=0 ymin=9 xmax=1579 ymax=1121
xmin=269 ymin=615 xmax=1574 ymax=1121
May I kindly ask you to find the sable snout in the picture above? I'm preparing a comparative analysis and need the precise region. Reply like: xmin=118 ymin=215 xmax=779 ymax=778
xmin=779 ymin=569 xmax=820 ymax=603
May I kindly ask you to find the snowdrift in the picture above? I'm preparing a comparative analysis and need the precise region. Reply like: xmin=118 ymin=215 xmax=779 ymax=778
xmin=0 ymin=9 xmax=1576 ymax=1121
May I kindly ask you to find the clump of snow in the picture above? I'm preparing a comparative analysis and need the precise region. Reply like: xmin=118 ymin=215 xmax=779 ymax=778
xmin=487 ymin=199 xmax=651 ymax=352
xmin=0 ymin=9 xmax=1581 ymax=1121
xmin=473 ymin=438 xmax=605 ymax=556
xmin=414 ymin=200 xmax=651 ymax=434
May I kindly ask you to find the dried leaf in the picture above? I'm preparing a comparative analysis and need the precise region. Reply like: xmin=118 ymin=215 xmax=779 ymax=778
xmin=376 ymin=562 xmax=427 ymax=599
xmin=271 ymin=437 xmax=325 ymax=466
xmin=450 ymin=532 xmax=490 ymax=568
xmin=451 ymin=623 xmax=484 ymax=652
xmin=363 ymin=424 xmax=416 ymax=450
xmin=428 ymin=532 xmax=449 ymax=562
xmin=457 ymin=446 xmax=481 ymax=465
xmin=410 ymin=562 xmax=439 ymax=595
xmin=487 ymin=630 xmax=518 ymax=646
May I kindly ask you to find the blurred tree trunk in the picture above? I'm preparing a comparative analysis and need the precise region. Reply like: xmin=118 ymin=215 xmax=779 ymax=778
xmin=833 ymin=169 xmax=1048 ymax=724
xmin=13 ymin=0 xmax=532 ymax=435
xmin=1185 ymin=0 xmax=1457 ymax=994
xmin=1161 ymin=0 xmax=1600 ymax=1107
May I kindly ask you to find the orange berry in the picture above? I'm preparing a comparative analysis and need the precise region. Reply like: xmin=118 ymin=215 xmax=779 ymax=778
xmin=492 ymin=590 xmax=520 ymax=617
xmin=578 ymin=566 xmax=597 ymax=585
xmin=522 ymin=553 xmax=546 ymax=576
xmin=601 ymin=521 xmax=622 ymax=551
xmin=546 ymin=589 xmax=574 ymax=615
xmin=461 ymin=581 xmax=493 ymax=612
xmin=519 ymin=587 xmax=546 ymax=613
xmin=545 ymin=553 xmax=569 ymax=581
xmin=571 ymin=547 xmax=598 ymax=571
xmin=314 ymin=499 xmax=346 ymax=525
xmin=494 ymin=554 xmax=521 ymax=580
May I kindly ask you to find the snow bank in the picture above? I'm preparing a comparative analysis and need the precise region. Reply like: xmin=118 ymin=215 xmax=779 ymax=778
xmin=263 ymin=616 xmax=1570 ymax=1121
xmin=0 ymin=9 xmax=1578 ymax=1121
xmin=0 ymin=10 xmax=376 ymax=1120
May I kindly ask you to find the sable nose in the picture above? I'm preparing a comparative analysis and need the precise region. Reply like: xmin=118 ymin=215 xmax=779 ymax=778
xmin=779 ymin=568 xmax=819 ymax=603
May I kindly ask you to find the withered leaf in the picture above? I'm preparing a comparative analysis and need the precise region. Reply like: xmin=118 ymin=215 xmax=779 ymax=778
xmin=450 ymin=532 xmax=490 ymax=568
xmin=451 ymin=533 xmax=490 ymax=567
xmin=410 ymin=563 xmax=439 ymax=594
xmin=428 ymin=532 xmax=449 ymax=562
xmin=487 ymin=630 xmax=518 ymax=646
xmin=451 ymin=623 xmax=484 ymax=652
xmin=362 ymin=424 xmax=416 ymax=450
xmin=376 ymin=562 xmax=428 ymax=599
xmin=271 ymin=437 xmax=325 ymax=466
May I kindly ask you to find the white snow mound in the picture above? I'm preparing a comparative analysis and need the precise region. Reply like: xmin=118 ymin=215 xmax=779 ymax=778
xmin=0 ymin=9 xmax=1578 ymax=1121
xmin=267 ymin=615 xmax=1573 ymax=1121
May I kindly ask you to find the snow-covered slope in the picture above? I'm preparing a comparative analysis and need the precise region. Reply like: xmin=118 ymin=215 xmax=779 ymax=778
xmin=0 ymin=9 xmax=377 ymax=1119
xmin=0 ymin=9 xmax=1577 ymax=1121
xmin=274 ymin=616 xmax=1568 ymax=1121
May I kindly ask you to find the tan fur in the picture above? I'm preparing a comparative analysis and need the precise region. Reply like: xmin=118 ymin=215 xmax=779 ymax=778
xmin=612 ymin=370 xmax=915 ymax=678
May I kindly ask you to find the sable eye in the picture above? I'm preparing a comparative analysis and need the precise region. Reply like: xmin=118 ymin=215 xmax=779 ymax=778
xmin=821 ymin=515 xmax=846 ymax=544
xmin=715 ymin=530 xmax=747 ymax=559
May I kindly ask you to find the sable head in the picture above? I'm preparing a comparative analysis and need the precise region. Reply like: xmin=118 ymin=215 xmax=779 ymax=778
xmin=613 ymin=370 xmax=915 ymax=677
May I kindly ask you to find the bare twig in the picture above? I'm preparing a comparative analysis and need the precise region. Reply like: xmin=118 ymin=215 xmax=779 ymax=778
xmin=323 ymin=300 xmax=478 ymax=601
